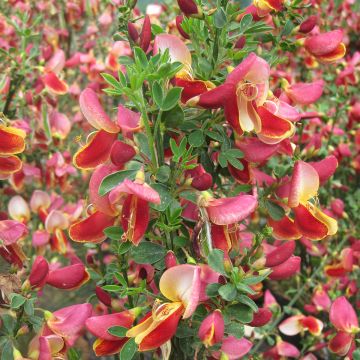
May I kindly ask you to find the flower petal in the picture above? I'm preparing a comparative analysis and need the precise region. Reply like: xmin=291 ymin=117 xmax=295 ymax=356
xmin=79 ymin=88 xmax=119 ymax=133
xmin=288 ymin=161 xmax=319 ymax=208
xmin=268 ymin=256 xmax=301 ymax=280
xmin=69 ymin=211 xmax=115 ymax=243
xmin=73 ymin=130 xmax=118 ymax=170
xmin=330 ymin=296 xmax=359 ymax=332
xmin=0 ymin=125 xmax=26 ymax=155
xmin=267 ymin=216 xmax=302 ymax=240
xmin=42 ymin=72 xmax=68 ymax=95
xmin=328 ymin=331 xmax=353 ymax=357
xmin=206 ymin=195 xmax=257 ymax=225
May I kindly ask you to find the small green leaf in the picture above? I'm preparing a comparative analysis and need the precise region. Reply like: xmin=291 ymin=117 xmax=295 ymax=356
xmin=24 ymin=299 xmax=35 ymax=316
xmin=226 ymin=304 xmax=254 ymax=323
xmin=208 ymin=249 xmax=227 ymax=275
xmin=1 ymin=340 xmax=13 ymax=360
xmin=118 ymin=241 xmax=133 ymax=255
xmin=225 ymin=149 xmax=244 ymax=158
xmin=10 ymin=294 xmax=26 ymax=310
xmin=235 ymin=282 xmax=256 ymax=295
xmin=99 ymin=169 xmax=138 ymax=196
xmin=162 ymin=105 xmax=184 ymax=128
xmin=218 ymin=153 xmax=228 ymax=168
xmin=237 ymin=295 xmax=258 ymax=312
xmin=102 ymin=285 xmax=122 ymax=292
xmin=67 ymin=348 xmax=81 ymax=360
xmin=161 ymin=87 xmax=182 ymax=111
xmin=42 ymin=103 xmax=51 ymax=141
xmin=206 ymin=283 xmax=222 ymax=297
xmin=239 ymin=13 xmax=253 ymax=32
xmin=114 ymin=272 xmax=128 ymax=288
xmin=219 ymin=284 xmax=237 ymax=301
xmin=104 ymin=226 xmax=123 ymax=240
xmin=156 ymin=165 xmax=171 ymax=183
xmin=214 ymin=8 xmax=227 ymax=28
xmin=227 ymin=156 xmax=244 ymax=170
xmin=101 ymin=73 xmax=121 ymax=90
xmin=226 ymin=323 xmax=245 ymax=339
xmin=265 ymin=200 xmax=285 ymax=221
xmin=133 ymin=47 xmax=148 ymax=68
xmin=108 ymin=326 xmax=128 ymax=338
xmin=131 ymin=242 xmax=166 ymax=264
xmin=188 ymin=130 xmax=205 ymax=147
xmin=119 ymin=338 xmax=137 ymax=360
xmin=152 ymin=81 xmax=163 ymax=108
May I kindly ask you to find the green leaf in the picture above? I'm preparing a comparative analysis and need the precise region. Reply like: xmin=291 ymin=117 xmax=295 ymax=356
xmin=119 ymin=338 xmax=137 ymax=360
xmin=218 ymin=153 xmax=228 ymax=168
xmin=237 ymin=295 xmax=258 ymax=312
xmin=235 ymin=282 xmax=256 ymax=295
xmin=151 ymin=24 xmax=164 ymax=35
xmin=118 ymin=241 xmax=133 ymax=255
xmin=225 ymin=149 xmax=244 ymax=158
xmin=188 ymin=130 xmax=205 ymax=147
xmin=131 ymin=242 xmax=166 ymax=264
xmin=162 ymin=105 xmax=184 ymax=128
xmin=226 ymin=304 xmax=254 ymax=323
xmin=243 ymin=271 xmax=271 ymax=285
xmin=214 ymin=8 xmax=227 ymax=28
xmin=156 ymin=165 xmax=171 ymax=183
xmin=119 ymin=56 xmax=134 ymax=65
xmin=206 ymin=283 xmax=222 ymax=297
xmin=352 ymin=348 xmax=360 ymax=360
xmin=1 ymin=340 xmax=13 ymax=360
xmin=176 ymin=324 xmax=196 ymax=338
xmin=265 ymin=200 xmax=285 ymax=221
xmin=219 ymin=284 xmax=237 ymax=301
xmin=10 ymin=294 xmax=26 ymax=310
xmin=101 ymin=73 xmax=121 ymax=90
xmin=104 ymin=226 xmax=123 ymax=240
xmin=281 ymin=20 xmax=295 ymax=36
xmin=152 ymin=81 xmax=163 ymax=108
xmin=133 ymin=47 xmax=148 ymax=68
xmin=208 ymin=249 xmax=227 ymax=275
xmin=150 ymin=183 xmax=172 ymax=211
xmin=102 ymin=285 xmax=122 ymax=292
xmin=42 ymin=103 xmax=51 ymax=141
xmin=99 ymin=169 xmax=138 ymax=196
xmin=239 ymin=13 xmax=253 ymax=32
xmin=161 ymin=87 xmax=182 ymax=111
xmin=114 ymin=272 xmax=128 ymax=288
xmin=108 ymin=326 xmax=128 ymax=338
xmin=67 ymin=348 xmax=81 ymax=360
xmin=24 ymin=299 xmax=35 ymax=316
xmin=227 ymin=156 xmax=244 ymax=170
xmin=226 ymin=323 xmax=245 ymax=339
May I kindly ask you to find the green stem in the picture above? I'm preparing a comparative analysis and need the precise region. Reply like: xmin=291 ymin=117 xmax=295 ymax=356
xmin=138 ymin=95 xmax=158 ymax=170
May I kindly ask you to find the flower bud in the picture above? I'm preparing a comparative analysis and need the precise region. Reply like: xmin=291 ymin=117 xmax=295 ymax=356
xmin=299 ymin=15 xmax=317 ymax=34
xmin=127 ymin=22 xmax=139 ymax=43
xmin=249 ymin=307 xmax=272 ymax=327
xmin=165 ymin=251 xmax=178 ymax=269
xmin=110 ymin=140 xmax=136 ymax=166
xmin=177 ymin=0 xmax=203 ymax=18
xmin=29 ymin=256 xmax=49 ymax=289
xmin=139 ymin=15 xmax=151 ymax=52
xmin=235 ymin=36 xmax=246 ymax=50
xmin=95 ymin=285 xmax=112 ymax=307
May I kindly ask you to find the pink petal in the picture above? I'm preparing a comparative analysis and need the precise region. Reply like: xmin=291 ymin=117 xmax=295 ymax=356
xmin=86 ymin=311 xmax=135 ymax=341
xmin=286 ymin=80 xmax=324 ymax=106
xmin=206 ymin=195 xmax=257 ymax=225
xmin=0 ymin=220 xmax=28 ymax=245
xmin=279 ymin=315 xmax=303 ymax=336
xmin=109 ymin=179 xmax=161 ymax=204
xmin=117 ymin=105 xmax=142 ymax=139
xmin=153 ymin=34 xmax=191 ymax=66
xmin=330 ymin=296 xmax=359 ymax=332
xmin=79 ymin=88 xmax=119 ymax=133
xmin=288 ymin=161 xmax=319 ymax=208
xmin=220 ymin=336 xmax=252 ymax=360
xmin=269 ymin=256 xmax=301 ymax=280
xmin=304 ymin=30 xmax=344 ymax=56
xmin=277 ymin=340 xmax=300 ymax=358
xmin=309 ymin=155 xmax=338 ymax=184
xmin=159 ymin=264 xmax=201 ymax=318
